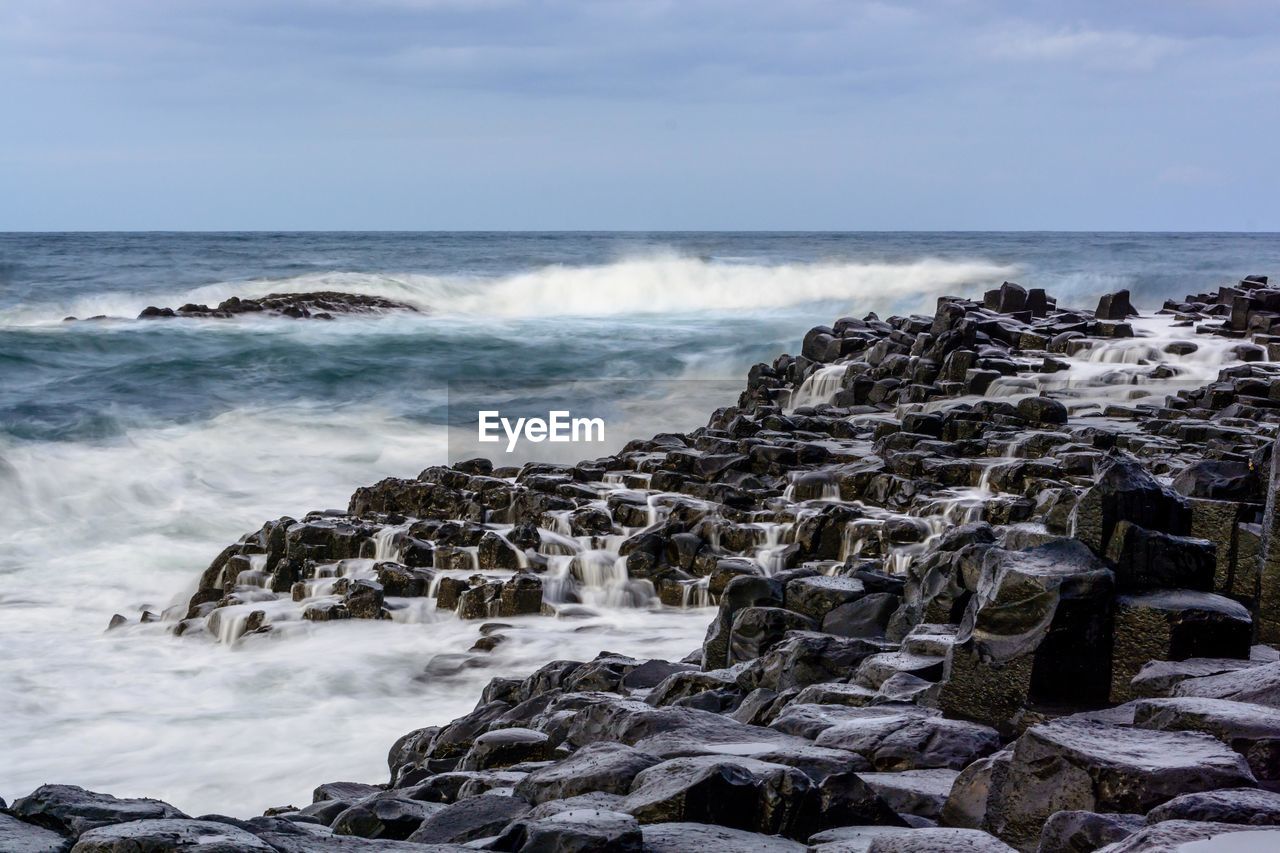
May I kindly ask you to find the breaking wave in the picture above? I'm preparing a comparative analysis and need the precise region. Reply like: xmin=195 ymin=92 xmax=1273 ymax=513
xmin=0 ymin=255 xmax=1019 ymax=326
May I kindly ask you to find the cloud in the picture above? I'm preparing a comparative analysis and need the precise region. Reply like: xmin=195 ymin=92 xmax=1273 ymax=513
xmin=983 ymin=24 xmax=1185 ymax=72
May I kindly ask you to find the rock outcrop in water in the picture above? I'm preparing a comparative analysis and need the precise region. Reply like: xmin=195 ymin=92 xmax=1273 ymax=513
xmin=135 ymin=291 xmax=421 ymax=320
xmin=16 ymin=274 xmax=1280 ymax=851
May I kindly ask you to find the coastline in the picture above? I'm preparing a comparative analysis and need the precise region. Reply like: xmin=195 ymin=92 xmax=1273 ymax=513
xmin=8 ymin=274 xmax=1280 ymax=851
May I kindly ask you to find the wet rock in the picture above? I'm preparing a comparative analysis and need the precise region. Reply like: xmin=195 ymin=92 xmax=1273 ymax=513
xmin=808 ymin=826 xmax=1016 ymax=852
xmin=1036 ymin=810 xmax=1144 ymax=853
xmin=11 ymin=785 xmax=188 ymax=838
xmin=859 ymin=768 xmax=959 ymax=820
xmin=1145 ymin=787 xmax=1280 ymax=825
xmin=68 ymin=819 xmax=275 ymax=851
xmin=1015 ymin=396 xmax=1068 ymax=426
xmin=1173 ymin=660 xmax=1280 ymax=708
xmin=331 ymin=794 xmax=444 ymax=840
xmin=487 ymin=808 xmax=643 ymax=852
xmin=640 ymin=822 xmax=805 ymax=852
xmin=940 ymin=539 xmax=1115 ymax=730
xmin=1133 ymin=696 xmax=1280 ymax=784
xmin=458 ymin=728 xmax=551 ymax=771
xmin=0 ymin=813 xmax=68 ymax=853
xmin=823 ymin=593 xmax=901 ymax=639
xmin=728 ymin=606 xmax=817 ymax=663
xmin=982 ymin=719 xmax=1256 ymax=849
xmin=1093 ymin=821 xmax=1280 ymax=851
xmin=619 ymin=755 xmax=813 ymax=837
xmin=403 ymin=793 xmax=529 ymax=844
xmin=1095 ymin=290 xmax=1138 ymax=321
xmin=1111 ymin=591 xmax=1252 ymax=704
xmin=808 ymin=706 xmax=1001 ymax=771
xmin=1104 ymin=521 xmax=1216 ymax=592
xmin=514 ymin=742 xmax=660 ymax=804
xmin=785 ymin=574 xmax=866 ymax=621
xmin=753 ymin=632 xmax=887 ymax=692
xmin=1129 ymin=657 xmax=1263 ymax=699
xmin=701 ymin=576 xmax=784 ymax=669
xmin=1070 ymin=455 xmax=1189 ymax=558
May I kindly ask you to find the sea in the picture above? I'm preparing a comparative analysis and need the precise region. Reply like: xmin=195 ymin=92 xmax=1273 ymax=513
xmin=1 ymin=231 xmax=1277 ymax=815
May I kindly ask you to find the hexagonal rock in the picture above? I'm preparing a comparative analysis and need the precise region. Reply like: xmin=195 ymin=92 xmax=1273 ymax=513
xmin=1129 ymin=657 xmax=1263 ymax=699
xmin=405 ymin=794 xmax=532 ymax=844
xmin=0 ymin=814 xmax=67 ymax=853
xmin=939 ymin=539 xmax=1115 ymax=731
xmin=1110 ymin=591 xmax=1252 ymax=704
xmin=1035 ymin=810 xmax=1144 ymax=853
xmin=1173 ymin=660 xmax=1280 ymax=708
xmin=808 ymin=826 xmax=1016 ymax=852
xmin=458 ymin=727 xmax=551 ymax=771
xmin=858 ymin=768 xmax=959 ymax=820
xmin=1093 ymin=821 xmax=1280 ymax=852
xmin=68 ymin=819 xmax=274 ymax=852
xmin=618 ymin=755 xmax=814 ymax=838
xmin=804 ymin=706 xmax=1001 ymax=771
xmin=641 ymin=822 xmax=805 ymax=852
xmin=10 ymin=785 xmax=187 ymax=838
xmin=1133 ymin=696 xmax=1280 ymax=785
xmin=488 ymin=808 xmax=642 ymax=852
xmin=1146 ymin=787 xmax=1280 ymax=825
xmin=982 ymin=719 xmax=1256 ymax=850
xmin=514 ymin=742 xmax=661 ymax=804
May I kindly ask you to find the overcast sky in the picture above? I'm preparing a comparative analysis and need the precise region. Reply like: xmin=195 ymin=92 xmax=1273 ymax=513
xmin=2 ymin=0 xmax=1278 ymax=230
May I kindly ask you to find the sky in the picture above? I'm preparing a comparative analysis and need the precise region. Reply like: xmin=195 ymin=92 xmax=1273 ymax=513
xmin=1 ymin=0 xmax=1278 ymax=231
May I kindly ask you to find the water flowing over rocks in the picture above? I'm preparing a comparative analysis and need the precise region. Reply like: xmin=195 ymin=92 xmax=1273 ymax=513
xmin=16 ymin=274 xmax=1280 ymax=850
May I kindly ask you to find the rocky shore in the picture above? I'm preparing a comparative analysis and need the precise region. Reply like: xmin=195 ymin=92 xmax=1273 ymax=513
xmin=10 ymin=276 xmax=1280 ymax=851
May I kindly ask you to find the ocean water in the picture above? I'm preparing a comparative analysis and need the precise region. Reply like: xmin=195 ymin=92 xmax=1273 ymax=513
xmin=1 ymin=231 xmax=1277 ymax=815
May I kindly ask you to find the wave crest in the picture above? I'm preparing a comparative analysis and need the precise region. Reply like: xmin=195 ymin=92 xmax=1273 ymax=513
xmin=1 ymin=255 xmax=1019 ymax=325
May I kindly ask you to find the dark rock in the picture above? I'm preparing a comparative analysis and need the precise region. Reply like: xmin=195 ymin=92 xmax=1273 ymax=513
xmin=404 ymin=794 xmax=529 ymax=844
xmin=459 ymin=728 xmax=551 ymax=771
xmin=1111 ymin=591 xmax=1252 ymax=704
xmin=640 ymin=822 xmax=805 ymax=852
xmin=1092 ymin=821 xmax=1280 ymax=851
xmin=858 ymin=768 xmax=959 ymax=820
xmin=1095 ymin=290 xmax=1138 ymax=321
xmin=1015 ymin=396 xmax=1068 ymax=425
xmin=514 ymin=742 xmax=660 ymax=804
xmin=0 ymin=813 xmax=68 ymax=853
xmin=1174 ymin=660 xmax=1280 ymax=708
xmin=487 ymin=808 xmax=643 ymax=852
xmin=1146 ymin=787 xmax=1280 ymax=825
xmin=1104 ymin=521 xmax=1216 ymax=592
xmin=1134 ymin=696 xmax=1280 ymax=784
xmin=68 ymin=819 xmax=273 ymax=851
xmin=619 ymin=755 xmax=814 ymax=837
xmin=331 ymin=794 xmax=443 ymax=840
xmin=1036 ymin=810 xmax=1144 ymax=853
xmin=728 ymin=606 xmax=817 ymax=663
xmin=11 ymin=785 xmax=187 ymax=838
xmin=982 ymin=719 xmax=1256 ymax=849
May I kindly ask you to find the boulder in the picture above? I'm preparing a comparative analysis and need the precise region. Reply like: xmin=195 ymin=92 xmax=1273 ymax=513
xmin=0 ymin=813 xmax=68 ymax=853
xmin=641 ymin=822 xmax=805 ymax=852
xmin=330 ymin=794 xmax=444 ymax=840
xmin=728 ymin=607 xmax=817 ymax=663
xmin=619 ymin=755 xmax=814 ymax=837
xmin=859 ymin=769 xmax=959 ymax=820
xmin=11 ymin=786 xmax=187 ymax=838
xmin=1036 ymin=810 xmax=1144 ymax=853
xmin=458 ymin=728 xmax=551 ymax=771
xmin=1111 ymin=591 xmax=1252 ymax=704
xmin=1070 ymin=455 xmax=1189 ymax=557
xmin=795 ymin=706 xmax=1001 ymax=771
xmin=403 ymin=794 xmax=530 ymax=844
xmin=487 ymin=808 xmax=642 ymax=852
xmin=1133 ymin=696 xmax=1280 ymax=784
xmin=1091 ymin=821 xmax=1280 ymax=851
xmin=1095 ymin=290 xmax=1138 ymax=321
xmin=514 ymin=742 xmax=660 ymax=804
xmin=68 ymin=819 xmax=273 ymax=851
xmin=1173 ymin=661 xmax=1280 ymax=708
xmin=982 ymin=719 xmax=1256 ymax=849
xmin=939 ymin=540 xmax=1115 ymax=730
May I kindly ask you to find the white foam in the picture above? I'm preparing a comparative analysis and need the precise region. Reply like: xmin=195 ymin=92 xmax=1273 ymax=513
xmin=0 ymin=255 xmax=1018 ymax=326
